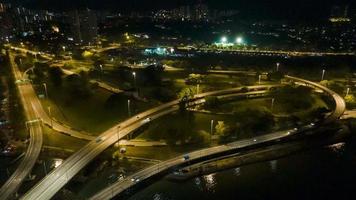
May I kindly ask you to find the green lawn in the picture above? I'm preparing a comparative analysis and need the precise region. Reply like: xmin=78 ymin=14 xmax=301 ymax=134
xmin=39 ymin=86 xmax=156 ymax=134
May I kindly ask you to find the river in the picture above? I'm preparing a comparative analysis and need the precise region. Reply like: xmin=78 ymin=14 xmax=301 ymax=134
xmin=128 ymin=138 xmax=356 ymax=200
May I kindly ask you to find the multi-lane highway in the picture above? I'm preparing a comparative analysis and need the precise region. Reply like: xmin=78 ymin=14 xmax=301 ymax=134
xmin=0 ymin=53 xmax=44 ymax=200
xmin=89 ymin=75 xmax=346 ymax=200
xmin=20 ymin=84 xmax=279 ymax=200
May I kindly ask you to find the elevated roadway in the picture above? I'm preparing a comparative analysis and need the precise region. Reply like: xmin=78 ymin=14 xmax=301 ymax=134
xmin=89 ymin=75 xmax=346 ymax=200
xmin=0 ymin=53 xmax=43 ymax=200
xmin=20 ymin=85 xmax=279 ymax=200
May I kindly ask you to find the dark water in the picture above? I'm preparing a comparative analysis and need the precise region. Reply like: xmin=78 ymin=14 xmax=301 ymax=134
xmin=128 ymin=139 xmax=356 ymax=200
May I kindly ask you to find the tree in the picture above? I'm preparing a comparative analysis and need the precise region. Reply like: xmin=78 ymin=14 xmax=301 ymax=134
xmin=64 ymin=72 xmax=92 ymax=102
xmin=151 ymin=87 xmax=176 ymax=102
xmin=310 ymin=107 xmax=329 ymax=120
xmin=270 ymin=85 xmax=314 ymax=112
xmin=143 ymin=64 xmax=164 ymax=86
xmin=267 ymin=71 xmax=284 ymax=81
xmin=185 ymin=74 xmax=205 ymax=85
xmin=233 ymin=107 xmax=275 ymax=135
xmin=345 ymin=94 xmax=356 ymax=104
xmin=204 ymin=96 xmax=220 ymax=109
xmin=178 ymin=87 xmax=195 ymax=99
xmin=320 ymin=80 xmax=344 ymax=95
xmin=82 ymin=50 xmax=93 ymax=59
xmin=48 ymin=67 xmax=64 ymax=87
xmin=215 ymin=121 xmax=230 ymax=136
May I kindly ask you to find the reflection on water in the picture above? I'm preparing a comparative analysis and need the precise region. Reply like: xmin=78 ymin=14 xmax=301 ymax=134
xmin=194 ymin=177 xmax=203 ymax=191
xmin=153 ymin=193 xmax=163 ymax=200
xmin=234 ymin=167 xmax=240 ymax=176
xmin=203 ymin=174 xmax=216 ymax=192
xmin=128 ymin=139 xmax=356 ymax=200
xmin=327 ymin=142 xmax=345 ymax=157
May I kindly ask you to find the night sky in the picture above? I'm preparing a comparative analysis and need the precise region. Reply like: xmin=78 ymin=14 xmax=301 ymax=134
xmin=3 ymin=0 xmax=356 ymax=20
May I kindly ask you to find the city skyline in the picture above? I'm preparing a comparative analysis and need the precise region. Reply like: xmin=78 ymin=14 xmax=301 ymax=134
xmin=2 ymin=0 xmax=355 ymax=20
xmin=0 ymin=0 xmax=355 ymax=200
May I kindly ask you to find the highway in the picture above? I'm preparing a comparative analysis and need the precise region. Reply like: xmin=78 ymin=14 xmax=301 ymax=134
xmin=89 ymin=75 xmax=346 ymax=200
xmin=20 ymin=84 xmax=278 ymax=200
xmin=0 ymin=53 xmax=43 ymax=200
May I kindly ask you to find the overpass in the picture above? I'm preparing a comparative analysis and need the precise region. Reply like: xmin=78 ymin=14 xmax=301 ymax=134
xmin=0 ymin=53 xmax=44 ymax=200
xmin=89 ymin=75 xmax=346 ymax=200
xmin=20 ymin=85 xmax=280 ymax=200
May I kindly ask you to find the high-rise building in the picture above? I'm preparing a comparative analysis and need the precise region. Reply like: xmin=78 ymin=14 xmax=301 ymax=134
xmin=194 ymin=2 xmax=209 ymax=21
xmin=330 ymin=5 xmax=351 ymax=23
xmin=67 ymin=9 xmax=98 ymax=44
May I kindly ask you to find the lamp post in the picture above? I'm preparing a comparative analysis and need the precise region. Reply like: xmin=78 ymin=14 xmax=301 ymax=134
xmin=258 ymin=75 xmax=262 ymax=84
xmin=346 ymin=88 xmax=350 ymax=96
xmin=321 ymin=69 xmax=326 ymax=81
xmin=210 ymin=120 xmax=214 ymax=137
xmin=43 ymin=83 xmax=48 ymax=98
xmin=132 ymin=72 xmax=137 ymax=95
xmin=276 ymin=63 xmax=280 ymax=72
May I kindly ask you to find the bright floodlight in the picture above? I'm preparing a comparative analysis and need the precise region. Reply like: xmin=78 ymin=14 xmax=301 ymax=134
xmin=221 ymin=36 xmax=227 ymax=43
xmin=236 ymin=37 xmax=243 ymax=44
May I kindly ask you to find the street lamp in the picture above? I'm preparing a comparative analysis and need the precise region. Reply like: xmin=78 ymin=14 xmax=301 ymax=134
xmin=210 ymin=120 xmax=214 ymax=137
xmin=276 ymin=63 xmax=280 ymax=71
xmin=43 ymin=83 xmax=48 ymax=98
xmin=321 ymin=69 xmax=326 ymax=81
xmin=346 ymin=88 xmax=350 ymax=96
xmin=62 ymin=46 xmax=66 ymax=52
xmin=258 ymin=75 xmax=262 ymax=84
xmin=132 ymin=72 xmax=137 ymax=88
